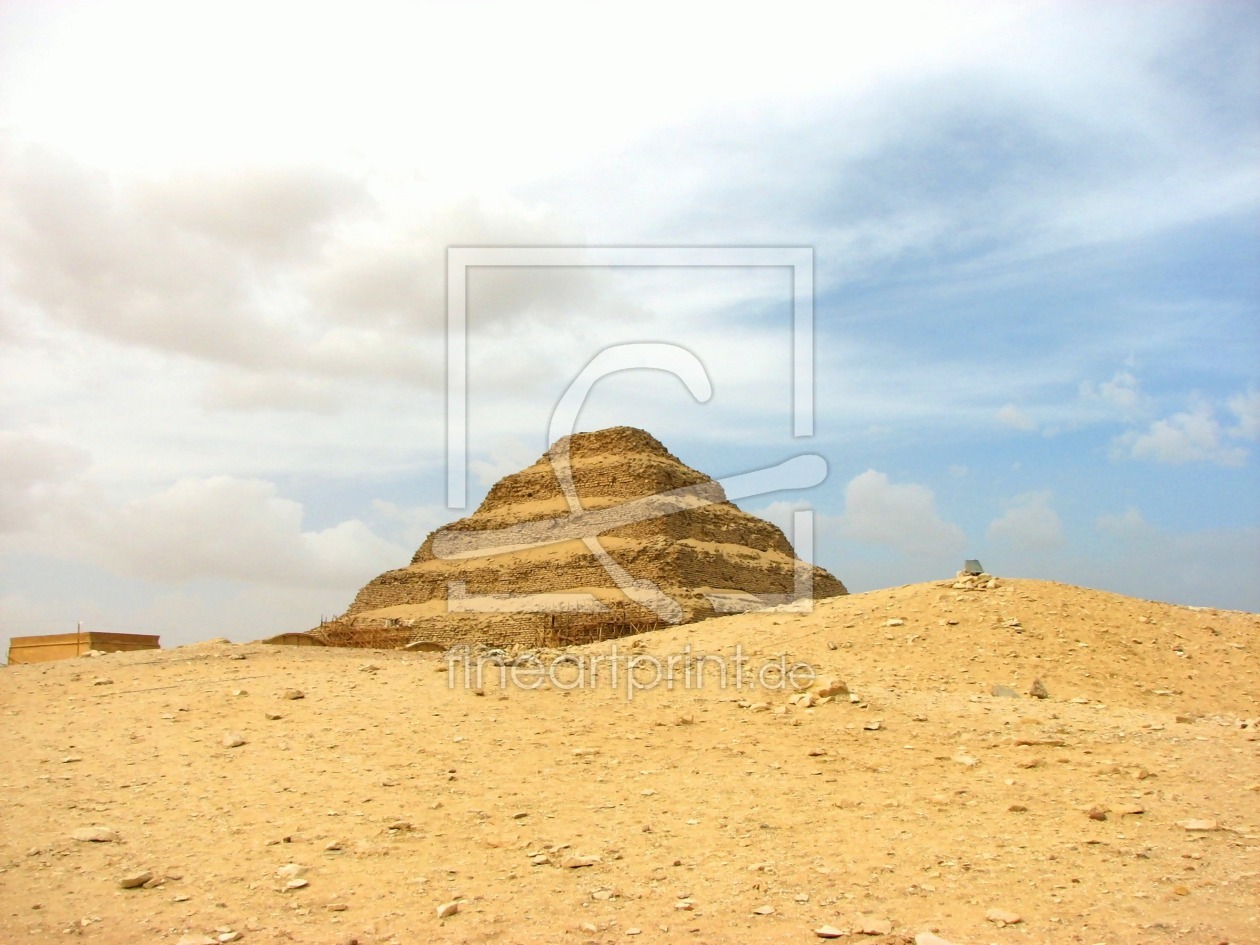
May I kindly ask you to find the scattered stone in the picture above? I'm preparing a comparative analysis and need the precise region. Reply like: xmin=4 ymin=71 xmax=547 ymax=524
xmin=1179 ymin=819 xmax=1219 ymax=831
xmin=61 ymin=755 xmax=83 ymax=763
xmin=1029 ymin=678 xmax=1049 ymax=699
xmin=985 ymin=908 xmax=1022 ymax=925
xmin=886 ymin=618 xmax=905 ymax=627
xmin=626 ymin=929 xmax=642 ymax=936
xmin=275 ymin=864 xmax=306 ymax=880
xmin=1114 ymin=803 xmax=1145 ymax=816
xmin=952 ymin=752 xmax=979 ymax=767
xmin=815 ymin=927 xmax=844 ymax=939
xmin=915 ymin=934 xmax=958 ymax=945
xmin=1008 ymin=804 xmax=1028 ymax=813
xmin=863 ymin=720 xmax=883 ymax=731
xmin=222 ymin=732 xmax=246 ymax=748
xmin=282 ymin=689 xmax=305 ymax=700
xmin=752 ymin=904 xmax=775 ymax=915
xmin=562 ymin=855 xmax=600 ymax=868
xmin=92 ymin=677 xmax=113 ymax=686
xmin=991 ymin=685 xmax=1019 ymax=698
xmin=119 ymin=870 xmax=153 ymax=889
xmin=217 ymin=934 xmax=242 ymax=943
xmin=285 ymin=879 xmax=308 ymax=890
xmin=815 ymin=677 xmax=849 ymax=699
xmin=675 ymin=899 xmax=694 ymax=910
xmin=326 ymin=902 xmax=348 ymax=911
xmin=857 ymin=915 xmax=893 ymax=934
xmin=264 ymin=712 xmax=282 ymax=721
xmin=71 ymin=827 xmax=118 ymax=843
xmin=436 ymin=900 xmax=460 ymax=918
xmin=1088 ymin=807 xmax=1108 ymax=821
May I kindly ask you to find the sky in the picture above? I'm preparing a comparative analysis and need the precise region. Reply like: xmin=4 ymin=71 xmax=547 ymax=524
xmin=1 ymin=0 xmax=1258 ymax=658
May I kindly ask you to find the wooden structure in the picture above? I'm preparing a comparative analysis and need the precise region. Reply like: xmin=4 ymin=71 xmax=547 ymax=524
xmin=538 ymin=602 xmax=661 ymax=648
xmin=7 ymin=631 xmax=160 ymax=665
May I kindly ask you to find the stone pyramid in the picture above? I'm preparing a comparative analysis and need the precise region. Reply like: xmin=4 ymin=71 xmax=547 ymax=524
xmin=320 ymin=427 xmax=847 ymax=648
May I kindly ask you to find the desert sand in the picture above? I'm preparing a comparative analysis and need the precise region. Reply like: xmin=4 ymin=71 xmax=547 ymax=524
xmin=2 ymin=576 xmax=1258 ymax=945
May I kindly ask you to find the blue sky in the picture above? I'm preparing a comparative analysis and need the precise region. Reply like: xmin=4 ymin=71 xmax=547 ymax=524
xmin=1 ymin=1 xmax=1257 ymax=656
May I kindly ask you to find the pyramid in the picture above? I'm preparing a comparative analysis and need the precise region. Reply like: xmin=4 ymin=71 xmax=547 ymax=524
xmin=318 ymin=427 xmax=847 ymax=648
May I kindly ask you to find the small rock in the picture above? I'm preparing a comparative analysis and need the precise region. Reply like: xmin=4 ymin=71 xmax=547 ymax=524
xmin=61 ymin=755 xmax=83 ymax=763
xmin=1179 ymin=818 xmax=1219 ymax=831
xmin=752 ymin=904 xmax=775 ymax=915
xmin=217 ymin=934 xmax=242 ymax=944
xmin=985 ymin=908 xmax=1022 ymax=925
xmin=626 ymin=929 xmax=641 ymax=936
xmin=264 ymin=712 xmax=282 ymax=721
xmin=222 ymin=732 xmax=246 ymax=748
xmin=886 ymin=618 xmax=905 ymax=627
xmin=282 ymin=689 xmax=305 ymax=700
xmin=857 ymin=916 xmax=893 ymax=934
xmin=815 ymin=676 xmax=849 ymax=699
xmin=1008 ymin=804 xmax=1028 ymax=813
xmin=324 ymin=840 xmax=343 ymax=851
xmin=863 ymin=720 xmax=883 ymax=731
xmin=1088 ymin=807 xmax=1108 ymax=821
xmin=915 ymin=934 xmax=958 ymax=945
xmin=119 ymin=870 xmax=153 ymax=889
xmin=952 ymin=752 xmax=979 ymax=767
xmin=326 ymin=902 xmax=348 ymax=911
xmin=1029 ymin=678 xmax=1049 ymax=699
xmin=815 ymin=927 xmax=844 ymax=940
xmin=92 ymin=677 xmax=113 ymax=686
xmin=562 ymin=854 xmax=600 ymax=868
xmin=285 ymin=879 xmax=308 ymax=890
xmin=991 ymin=684 xmax=1019 ymax=698
xmin=275 ymin=864 xmax=306 ymax=880
xmin=71 ymin=827 xmax=118 ymax=843
xmin=436 ymin=900 xmax=459 ymax=918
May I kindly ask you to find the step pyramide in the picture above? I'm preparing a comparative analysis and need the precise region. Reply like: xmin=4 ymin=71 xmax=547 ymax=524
xmin=315 ymin=427 xmax=847 ymax=648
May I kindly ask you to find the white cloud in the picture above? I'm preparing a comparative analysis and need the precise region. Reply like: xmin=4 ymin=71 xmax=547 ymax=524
xmin=1079 ymin=370 xmax=1142 ymax=417
xmin=839 ymin=469 xmax=966 ymax=557
xmin=1228 ymin=388 xmax=1260 ymax=440
xmin=82 ymin=477 xmax=408 ymax=587
xmin=986 ymin=491 xmax=1065 ymax=551
xmin=0 ymin=431 xmax=88 ymax=532
xmin=1115 ymin=400 xmax=1247 ymax=466
xmin=996 ymin=404 xmax=1036 ymax=431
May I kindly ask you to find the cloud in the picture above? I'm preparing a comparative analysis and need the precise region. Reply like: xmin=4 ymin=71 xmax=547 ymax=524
xmin=1114 ymin=399 xmax=1248 ymax=466
xmin=986 ymin=491 xmax=1065 ymax=551
xmin=1091 ymin=506 xmax=1260 ymax=611
xmin=1228 ymin=388 xmax=1260 ymax=440
xmin=996 ymin=404 xmax=1036 ymax=431
xmin=0 ymin=431 xmax=88 ymax=532
xmin=839 ymin=469 xmax=966 ymax=557
xmin=1079 ymin=370 xmax=1142 ymax=417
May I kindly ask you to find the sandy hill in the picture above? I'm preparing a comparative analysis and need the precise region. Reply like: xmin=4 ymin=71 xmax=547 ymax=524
xmin=317 ymin=427 xmax=846 ymax=648
xmin=2 ymin=576 xmax=1257 ymax=945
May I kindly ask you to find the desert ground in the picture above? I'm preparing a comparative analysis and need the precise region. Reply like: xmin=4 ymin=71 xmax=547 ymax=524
xmin=2 ymin=577 xmax=1257 ymax=945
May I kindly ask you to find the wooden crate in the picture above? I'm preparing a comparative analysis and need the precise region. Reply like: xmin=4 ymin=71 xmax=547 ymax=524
xmin=7 ymin=632 xmax=160 ymax=665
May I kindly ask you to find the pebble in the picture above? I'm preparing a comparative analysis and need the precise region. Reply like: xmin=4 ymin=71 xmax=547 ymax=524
xmin=1179 ymin=818 xmax=1219 ymax=831
xmin=264 ymin=712 xmax=282 ymax=721
xmin=92 ymin=677 xmax=113 ymax=686
xmin=222 ymin=732 xmax=246 ymax=748
xmin=752 ymin=904 xmax=775 ymax=915
xmin=119 ymin=870 xmax=153 ymax=889
xmin=815 ymin=677 xmax=849 ymax=699
xmin=71 ymin=827 xmax=118 ymax=843
xmin=915 ymin=934 xmax=958 ymax=945
xmin=275 ymin=864 xmax=306 ymax=880
xmin=283 ymin=689 xmax=305 ymax=700
xmin=985 ymin=908 xmax=1022 ymax=925
xmin=863 ymin=720 xmax=883 ymax=731
xmin=562 ymin=854 xmax=600 ymax=868
xmin=285 ymin=879 xmax=308 ymax=890
xmin=991 ymin=684 xmax=1019 ymax=698
xmin=1029 ymin=678 xmax=1049 ymax=699
xmin=1088 ymin=807 xmax=1108 ymax=821
xmin=436 ymin=901 xmax=459 ymax=917
xmin=857 ymin=916 xmax=893 ymax=934
xmin=814 ymin=927 xmax=844 ymax=939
